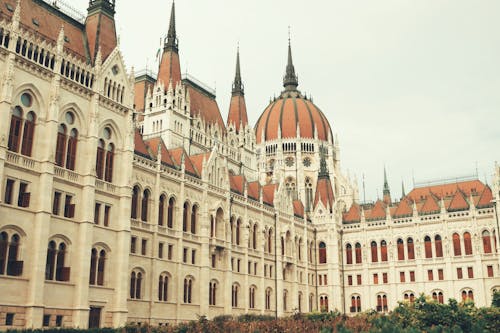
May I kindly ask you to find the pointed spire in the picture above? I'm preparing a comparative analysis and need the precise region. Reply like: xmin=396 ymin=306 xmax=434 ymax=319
xmin=165 ymin=1 xmax=178 ymax=52
xmin=232 ymin=46 xmax=244 ymax=96
xmin=383 ymin=166 xmax=392 ymax=204
xmin=401 ymin=181 xmax=406 ymax=198
xmin=283 ymin=32 xmax=299 ymax=91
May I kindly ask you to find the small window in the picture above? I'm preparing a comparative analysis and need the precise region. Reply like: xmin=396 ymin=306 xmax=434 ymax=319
xmin=32 ymin=18 xmax=40 ymax=27
xmin=130 ymin=237 xmax=137 ymax=254
xmin=191 ymin=249 xmax=196 ymax=264
xmin=55 ymin=315 xmax=63 ymax=327
xmin=65 ymin=111 xmax=75 ymax=125
xmin=4 ymin=179 xmax=15 ymax=204
xmin=183 ymin=248 xmax=188 ymax=263
xmin=168 ymin=244 xmax=173 ymax=260
xmin=158 ymin=243 xmax=164 ymax=259
xmin=5 ymin=313 xmax=14 ymax=326
xmin=141 ymin=239 xmax=147 ymax=256
xmin=43 ymin=314 xmax=50 ymax=327
xmin=104 ymin=205 xmax=110 ymax=227
xmin=20 ymin=93 xmax=32 ymax=107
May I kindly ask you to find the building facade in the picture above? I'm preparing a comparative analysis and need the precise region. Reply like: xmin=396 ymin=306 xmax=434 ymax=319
xmin=0 ymin=0 xmax=498 ymax=329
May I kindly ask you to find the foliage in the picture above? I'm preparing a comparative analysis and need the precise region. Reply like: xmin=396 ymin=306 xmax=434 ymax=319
xmin=2 ymin=297 xmax=499 ymax=333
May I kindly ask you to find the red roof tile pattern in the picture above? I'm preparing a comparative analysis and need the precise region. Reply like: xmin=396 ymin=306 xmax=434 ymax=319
xmin=255 ymin=96 xmax=332 ymax=144
xmin=367 ymin=200 xmax=386 ymax=220
xmin=447 ymin=190 xmax=469 ymax=212
xmin=314 ymin=177 xmax=335 ymax=211
xmin=229 ymin=175 xmax=245 ymax=195
xmin=189 ymin=153 xmax=210 ymax=176
xmin=227 ymin=95 xmax=248 ymax=133
xmin=247 ymin=181 xmax=260 ymax=201
xmin=419 ymin=194 xmax=440 ymax=215
xmin=262 ymin=184 xmax=277 ymax=206
xmin=157 ymin=49 xmax=181 ymax=88
xmin=476 ymin=186 xmax=493 ymax=208
xmin=392 ymin=198 xmax=412 ymax=218
xmin=134 ymin=130 xmax=151 ymax=158
xmin=343 ymin=203 xmax=361 ymax=223
xmin=143 ymin=137 xmax=175 ymax=167
xmin=85 ymin=10 xmax=117 ymax=62
xmin=169 ymin=147 xmax=199 ymax=177
xmin=293 ymin=200 xmax=304 ymax=218
xmin=187 ymin=86 xmax=225 ymax=131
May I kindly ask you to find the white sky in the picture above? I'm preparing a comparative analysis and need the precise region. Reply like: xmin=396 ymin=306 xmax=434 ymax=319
xmin=72 ymin=0 xmax=500 ymax=201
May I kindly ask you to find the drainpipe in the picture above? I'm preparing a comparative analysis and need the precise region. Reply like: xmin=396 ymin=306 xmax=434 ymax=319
xmin=274 ymin=213 xmax=278 ymax=319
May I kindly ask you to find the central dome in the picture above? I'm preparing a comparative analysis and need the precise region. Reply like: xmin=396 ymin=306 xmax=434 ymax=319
xmin=255 ymin=93 xmax=332 ymax=144
xmin=254 ymin=41 xmax=332 ymax=144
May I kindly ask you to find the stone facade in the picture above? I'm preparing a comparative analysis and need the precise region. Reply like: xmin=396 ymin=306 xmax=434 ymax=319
xmin=0 ymin=0 xmax=498 ymax=330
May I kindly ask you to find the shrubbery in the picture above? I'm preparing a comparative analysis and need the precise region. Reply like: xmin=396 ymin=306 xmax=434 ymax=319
xmin=3 ymin=293 xmax=500 ymax=333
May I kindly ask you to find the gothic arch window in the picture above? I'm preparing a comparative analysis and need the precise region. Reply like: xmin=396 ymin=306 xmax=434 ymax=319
xmin=232 ymin=283 xmax=239 ymax=307
xmin=285 ymin=177 xmax=296 ymax=199
xmin=463 ymin=232 xmax=473 ymax=255
xmin=55 ymin=110 xmax=78 ymax=170
xmin=305 ymin=177 xmax=313 ymax=212
xmin=350 ymin=295 xmax=361 ymax=313
xmin=453 ymin=233 xmax=461 ymax=256
xmin=404 ymin=292 xmax=415 ymax=303
xmin=167 ymin=197 xmax=175 ymax=228
xmin=158 ymin=194 xmax=166 ymax=226
xmin=267 ymin=228 xmax=272 ymax=253
xmin=141 ymin=189 xmax=150 ymax=222
xmin=435 ymin=235 xmax=443 ymax=257
xmin=483 ymin=230 xmax=492 ymax=254
xmin=0 ymin=231 xmax=22 ymax=276
xmin=183 ymin=276 xmax=193 ymax=303
xmin=397 ymin=238 xmax=405 ymax=260
xmin=309 ymin=293 xmax=314 ymax=312
xmin=298 ymin=292 xmax=303 ymax=312
xmin=130 ymin=270 xmax=143 ymax=299
xmin=209 ymin=280 xmax=217 ymax=306
xmin=319 ymin=295 xmax=329 ymax=312
xmin=283 ymin=289 xmax=288 ymax=311
xmin=96 ymin=127 xmax=115 ymax=182
xmin=461 ymin=289 xmax=474 ymax=301
xmin=318 ymin=242 xmax=327 ymax=264
xmin=249 ymin=285 xmax=256 ymax=309
xmin=89 ymin=247 xmax=107 ymax=286
xmin=407 ymin=237 xmax=415 ymax=260
xmin=380 ymin=240 xmax=388 ymax=261
xmin=376 ymin=294 xmax=388 ymax=312
xmin=252 ymin=223 xmax=258 ymax=250
xmin=131 ymin=185 xmax=140 ymax=219
xmin=265 ymin=288 xmax=272 ymax=310
xmin=45 ymin=240 xmax=70 ymax=282
xmin=346 ymin=243 xmax=353 ymax=264
xmin=8 ymin=92 xmax=37 ymax=157
xmin=236 ymin=218 xmax=241 ymax=245
xmin=158 ymin=273 xmax=170 ymax=302
xmin=432 ymin=291 xmax=444 ymax=304
xmin=183 ymin=202 xmax=190 ymax=232
xmin=191 ymin=204 xmax=198 ymax=234
xmin=424 ymin=236 xmax=432 ymax=258
xmin=371 ymin=241 xmax=378 ymax=263
xmin=355 ymin=242 xmax=362 ymax=264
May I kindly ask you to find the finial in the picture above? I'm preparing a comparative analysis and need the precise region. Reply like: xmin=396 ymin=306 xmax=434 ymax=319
xmin=283 ymin=28 xmax=299 ymax=91
xmin=164 ymin=1 xmax=178 ymax=51
xmin=232 ymin=45 xmax=244 ymax=96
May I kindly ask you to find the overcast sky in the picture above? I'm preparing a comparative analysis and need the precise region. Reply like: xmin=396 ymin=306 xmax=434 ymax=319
xmin=73 ymin=0 xmax=500 ymax=201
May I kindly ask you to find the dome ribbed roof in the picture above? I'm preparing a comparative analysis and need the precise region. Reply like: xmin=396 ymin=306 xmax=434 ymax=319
xmin=255 ymin=94 xmax=332 ymax=144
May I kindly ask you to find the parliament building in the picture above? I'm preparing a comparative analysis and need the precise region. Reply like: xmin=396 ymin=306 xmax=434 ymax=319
xmin=0 ymin=0 xmax=499 ymax=329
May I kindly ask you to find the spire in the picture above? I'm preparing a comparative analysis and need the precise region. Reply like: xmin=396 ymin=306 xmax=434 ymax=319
xmin=283 ymin=33 xmax=299 ymax=91
xmin=401 ymin=181 xmax=406 ymax=198
xmin=383 ymin=166 xmax=391 ymax=204
xmin=165 ymin=1 xmax=178 ymax=52
xmin=232 ymin=46 xmax=244 ymax=96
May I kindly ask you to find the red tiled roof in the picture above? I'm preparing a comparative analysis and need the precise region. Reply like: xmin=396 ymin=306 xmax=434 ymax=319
xmin=229 ymin=175 xmax=245 ymax=195
xmin=143 ymin=137 xmax=175 ymax=167
xmin=157 ymin=49 xmax=181 ymax=88
xmin=187 ymin=86 xmax=225 ymax=131
xmin=134 ymin=130 xmax=151 ymax=158
xmin=476 ymin=186 xmax=493 ymax=208
xmin=85 ymin=10 xmax=117 ymax=62
xmin=255 ymin=96 xmax=332 ymax=144
xmin=314 ymin=177 xmax=335 ymax=211
xmin=419 ymin=194 xmax=440 ymax=214
xmin=262 ymin=184 xmax=276 ymax=206
xmin=368 ymin=200 xmax=386 ymax=220
xmin=407 ymin=180 xmax=485 ymax=202
xmin=447 ymin=190 xmax=469 ymax=212
xmin=247 ymin=181 xmax=260 ymax=201
xmin=293 ymin=200 xmax=304 ymax=218
xmin=169 ymin=147 xmax=199 ymax=177
xmin=343 ymin=203 xmax=361 ymax=223
xmin=392 ymin=198 xmax=412 ymax=218
xmin=189 ymin=153 xmax=210 ymax=176
xmin=227 ymin=95 xmax=248 ymax=133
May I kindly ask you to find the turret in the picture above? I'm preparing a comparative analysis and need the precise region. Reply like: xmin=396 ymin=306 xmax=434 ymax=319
xmin=157 ymin=2 xmax=181 ymax=87
xmin=85 ymin=0 xmax=117 ymax=63
xmin=227 ymin=48 xmax=248 ymax=133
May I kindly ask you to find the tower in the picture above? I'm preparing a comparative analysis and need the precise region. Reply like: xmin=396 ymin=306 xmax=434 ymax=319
xmin=85 ymin=0 xmax=117 ymax=63
xmin=383 ymin=167 xmax=392 ymax=204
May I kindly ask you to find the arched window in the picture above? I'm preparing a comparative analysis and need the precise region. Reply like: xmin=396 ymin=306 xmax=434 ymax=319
xmin=8 ymin=93 xmax=37 ymax=156
xmin=97 ymin=250 xmax=106 ymax=285
xmin=183 ymin=202 xmax=189 ymax=232
xmin=104 ymin=143 xmax=114 ymax=182
xmin=453 ymin=233 xmax=461 ymax=256
xmin=158 ymin=273 xmax=169 ymax=301
xmin=232 ymin=284 xmax=239 ymax=307
xmin=236 ymin=219 xmax=241 ymax=245
xmin=355 ymin=243 xmax=362 ymax=264
xmin=0 ymin=232 xmax=22 ymax=276
xmin=96 ymin=139 xmax=105 ymax=179
xmin=483 ymin=230 xmax=492 ymax=254
xmin=131 ymin=186 xmax=139 ymax=219
xmin=55 ymin=124 xmax=67 ymax=167
xmin=298 ymin=292 xmax=303 ymax=312
xmin=130 ymin=271 xmax=143 ymax=299
xmin=320 ymin=295 xmax=329 ymax=312
xmin=350 ymin=295 xmax=361 ymax=312
xmin=435 ymin=235 xmax=443 ymax=257
xmin=377 ymin=295 xmax=382 ymax=312
xmin=183 ymin=277 xmax=193 ymax=303
xmin=265 ymin=288 xmax=272 ymax=310
xmin=305 ymin=177 xmax=313 ymax=212
xmin=463 ymin=232 xmax=472 ymax=255
xmin=141 ymin=190 xmax=150 ymax=222
xmin=407 ymin=238 xmax=415 ymax=259
xmin=424 ymin=236 xmax=432 ymax=258
xmin=65 ymin=128 xmax=78 ymax=170
xmin=319 ymin=242 xmax=327 ymax=264
xmin=380 ymin=240 xmax=388 ymax=261
xmin=462 ymin=289 xmax=474 ymax=301
xmin=397 ymin=238 xmax=404 ymax=260
xmin=267 ymin=228 xmax=272 ymax=253
xmin=249 ymin=286 xmax=256 ymax=309
xmin=158 ymin=195 xmax=166 ymax=226
xmin=89 ymin=248 xmax=106 ymax=286
xmin=404 ymin=292 xmax=415 ymax=303
xmin=89 ymin=248 xmax=97 ymax=285
xmin=167 ymin=197 xmax=175 ymax=228
xmin=191 ymin=205 xmax=197 ymax=234
xmin=45 ymin=241 xmax=70 ymax=281
xmin=371 ymin=241 xmax=378 ymax=262
xmin=209 ymin=280 xmax=217 ymax=305
xmin=309 ymin=293 xmax=314 ymax=312
xmin=346 ymin=243 xmax=353 ymax=264
xmin=281 ymin=237 xmax=285 ymax=256
xmin=383 ymin=295 xmax=388 ymax=311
